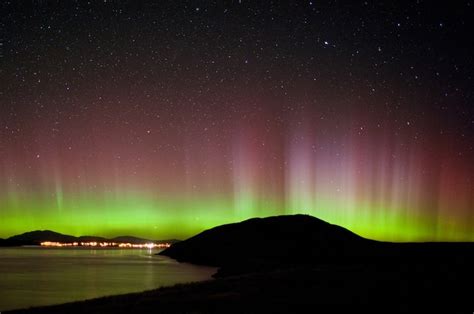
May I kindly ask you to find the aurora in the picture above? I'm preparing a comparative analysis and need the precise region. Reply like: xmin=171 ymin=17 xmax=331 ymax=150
xmin=1 ymin=1 xmax=472 ymax=242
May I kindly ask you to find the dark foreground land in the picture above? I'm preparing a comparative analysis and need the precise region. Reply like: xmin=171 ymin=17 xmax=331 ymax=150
xmin=7 ymin=215 xmax=474 ymax=313
xmin=7 ymin=263 xmax=472 ymax=313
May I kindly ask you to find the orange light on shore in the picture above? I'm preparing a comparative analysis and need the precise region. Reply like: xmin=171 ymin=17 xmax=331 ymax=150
xmin=117 ymin=243 xmax=170 ymax=249
xmin=40 ymin=241 xmax=171 ymax=248
xmin=40 ymin=241 xmax=79 ymax=247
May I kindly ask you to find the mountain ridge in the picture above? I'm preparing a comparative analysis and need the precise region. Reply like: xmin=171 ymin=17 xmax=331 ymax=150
xmin=2 ymin=230 xmax=179 ymax=246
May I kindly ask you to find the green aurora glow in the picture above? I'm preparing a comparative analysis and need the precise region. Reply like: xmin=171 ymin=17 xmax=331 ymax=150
xmin=1 ymin=189 xmax=472 ymax=241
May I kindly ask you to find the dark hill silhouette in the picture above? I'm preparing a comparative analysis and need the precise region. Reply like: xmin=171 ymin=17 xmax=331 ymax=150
xmin=109 ymin=236 xmax=180 ymax=245
xmin=111 ymin=236 xmax=155 ymax=244
xmin=6 ymin=230 xmax=77 ymax=246
xmin=160 ymin=214 xmax=474 ymax=276
xmin=77 ymin=236 xmax=108 ymax=243
xmin=159 ymin=215 xmax=378 ymax=274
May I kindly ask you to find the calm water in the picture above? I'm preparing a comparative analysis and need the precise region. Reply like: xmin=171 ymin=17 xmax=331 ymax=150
xmin=0 ymin=247 xmax=216 ymax=311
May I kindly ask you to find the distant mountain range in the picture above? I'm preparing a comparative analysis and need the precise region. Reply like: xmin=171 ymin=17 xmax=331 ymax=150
xmin=160 ymin=214 xmax=474 ymax=277
xmin=0 ymin=230 xmax=179 ymax=246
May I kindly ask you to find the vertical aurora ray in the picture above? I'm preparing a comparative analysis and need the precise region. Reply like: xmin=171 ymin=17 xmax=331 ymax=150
xmin=282 ymin=118 xmax=473 ymax=241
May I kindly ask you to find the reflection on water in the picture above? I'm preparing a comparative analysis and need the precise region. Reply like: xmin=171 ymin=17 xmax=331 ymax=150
xmin=0 ymin=247 xmax=216 ymax=311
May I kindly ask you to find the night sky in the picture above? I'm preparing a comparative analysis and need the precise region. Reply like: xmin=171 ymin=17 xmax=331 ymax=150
xmin=1 ymin=1 xmax=473 ymax=241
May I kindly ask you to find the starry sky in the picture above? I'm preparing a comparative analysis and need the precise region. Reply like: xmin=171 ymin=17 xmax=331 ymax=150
xmin=1 ymin=1 xmax=473 ymax=241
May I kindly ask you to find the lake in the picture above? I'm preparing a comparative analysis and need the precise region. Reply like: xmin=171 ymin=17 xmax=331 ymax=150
xmin=0 ymin=247 xmax=216 ymax=311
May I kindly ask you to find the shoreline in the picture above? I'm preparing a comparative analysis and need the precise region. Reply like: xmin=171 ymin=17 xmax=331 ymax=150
xmin=0 ymin=247 xmax=217 ymax=313
xmin=6 ymin=261 xmax=473 ymax=313
xmin=3 ymin=278 xmax=216 ymax=313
